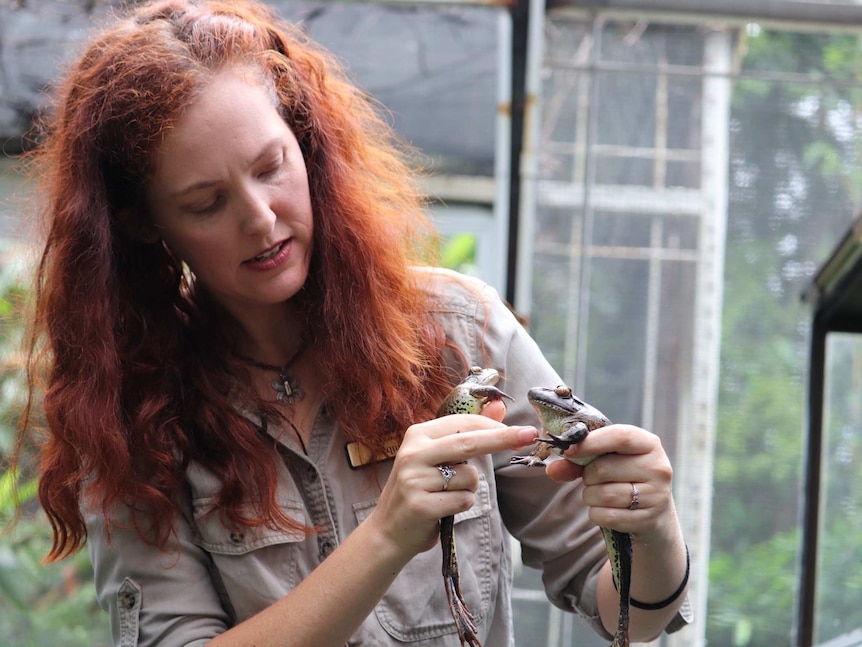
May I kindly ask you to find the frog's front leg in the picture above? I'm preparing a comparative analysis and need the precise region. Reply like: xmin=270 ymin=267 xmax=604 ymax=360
xmin=510 ymin=421 xmax=589 ymax=466
xmin=535 ymin=422 xmax=589 ymax=451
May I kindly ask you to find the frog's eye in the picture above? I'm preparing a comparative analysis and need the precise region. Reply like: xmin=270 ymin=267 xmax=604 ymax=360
xmin=554 ymin=385 xmax=572 ymax=398
xmin=469 ymin=366 xmax=483 ymax=375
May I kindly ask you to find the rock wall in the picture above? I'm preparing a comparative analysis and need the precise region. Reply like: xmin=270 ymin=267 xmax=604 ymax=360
xmin=0 ymin=1 xmax=126 ymax=152
xmin=0 ymin=1 xmax=498 ymax=171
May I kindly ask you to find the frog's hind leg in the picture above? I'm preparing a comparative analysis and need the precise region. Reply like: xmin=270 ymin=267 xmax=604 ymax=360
xmin=440 ymin=516 xmax=482 ymax=647
xmin=605 ymin=528 xmax=633 ymax=647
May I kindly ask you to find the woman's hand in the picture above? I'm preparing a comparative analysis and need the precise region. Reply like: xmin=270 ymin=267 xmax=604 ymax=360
xmin=367 ymin=410 xmax=535 ymax=560
xmin=545 ymin=424 xmax=676 ymax=544
xmin=546 ymin=424 xmax=688 ymax=640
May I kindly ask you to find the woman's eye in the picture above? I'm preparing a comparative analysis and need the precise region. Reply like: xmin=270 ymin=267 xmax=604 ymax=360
xmin=258 ymin=152 xmax=287 ymax=180
xmin=187 ymin=195 xmax=224 ymax=215
xmin=259 ymin=166 xmax=280 ymax=180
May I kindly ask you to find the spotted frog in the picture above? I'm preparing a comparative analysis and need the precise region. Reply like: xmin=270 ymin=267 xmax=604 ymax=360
xmin=511 ymin=384 xmax=633 ymax=647
xmin=435 ymin=366 xmax=511 ymax=647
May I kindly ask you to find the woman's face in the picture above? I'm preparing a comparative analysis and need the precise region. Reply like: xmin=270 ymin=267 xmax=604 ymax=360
xmin=147 ymin=67 xmax=314 ymax=324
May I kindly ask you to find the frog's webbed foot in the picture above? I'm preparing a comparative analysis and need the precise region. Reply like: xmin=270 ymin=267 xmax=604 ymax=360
xmin=440 ymin=516 xmax=482 ymax=647
xmin=470 ymin=385 xmax=514 ymax=406
xmin=508 ymin=454 xmax=547 ymax=467
xmin=535 ymin=428 xmax=588 ymax=452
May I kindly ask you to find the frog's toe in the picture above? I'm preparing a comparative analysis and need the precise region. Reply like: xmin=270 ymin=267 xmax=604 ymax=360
xmin=509 ymin=455 xmax=547 ymax=467
xmin=472 ymin=385 xmax=514 ymax=403
xmin=444 ymin=574 xmax=481 ymax=646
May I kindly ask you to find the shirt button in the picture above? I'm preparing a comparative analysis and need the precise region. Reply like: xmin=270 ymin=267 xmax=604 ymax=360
xmin=118 ymin=591 xmax=137 ymax=611
xmin=229 ymin=531 xmax=245 ymax=545
xmin=319 ymin=539 xmax=335 ymax=558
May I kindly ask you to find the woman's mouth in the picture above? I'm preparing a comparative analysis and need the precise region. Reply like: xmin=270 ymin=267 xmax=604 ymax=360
xmin=248 ymin=241 xmax=286 ymax=262
xmin=244 ymin=240 xmax=291 ymax=270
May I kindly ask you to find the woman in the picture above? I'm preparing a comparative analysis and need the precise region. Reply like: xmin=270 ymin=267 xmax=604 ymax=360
xmin=15 ymin=1 xmax=691 ymax=645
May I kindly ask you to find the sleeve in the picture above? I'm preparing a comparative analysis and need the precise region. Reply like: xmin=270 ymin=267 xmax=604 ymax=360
xmin=463 ymin=277 xmax=690 ymax=638
xmin=83 ymin=487 xmax=231 ymax=647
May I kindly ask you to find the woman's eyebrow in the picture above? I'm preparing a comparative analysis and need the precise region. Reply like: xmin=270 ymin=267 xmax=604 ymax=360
xmin=170 ymin=139 xmax=284 ymax=198
xmin=171 ymin=178 xmax=219 ymax=198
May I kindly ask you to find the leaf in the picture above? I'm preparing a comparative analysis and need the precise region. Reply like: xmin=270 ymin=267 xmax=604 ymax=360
xmin=0 ymin=468 xmax=38 ymax=515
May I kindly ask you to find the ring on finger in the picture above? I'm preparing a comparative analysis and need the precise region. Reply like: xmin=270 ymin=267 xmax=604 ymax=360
xmin=437 ymin=464 xmax=456 ymax=491
xmin=628 ymin=483 xmax=640 ymax=510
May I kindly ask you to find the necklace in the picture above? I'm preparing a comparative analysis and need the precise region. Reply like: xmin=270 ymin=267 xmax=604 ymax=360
xmin=236 ymin=346 xmax=306 ymax=404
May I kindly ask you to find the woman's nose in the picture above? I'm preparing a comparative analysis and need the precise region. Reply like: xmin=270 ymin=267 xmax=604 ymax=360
xmin=239 ymin=188 xmax=276 ymax=235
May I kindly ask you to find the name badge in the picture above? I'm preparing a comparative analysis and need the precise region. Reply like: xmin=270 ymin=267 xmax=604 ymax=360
xmin=345 ymin=438 xmax=401 ymax=469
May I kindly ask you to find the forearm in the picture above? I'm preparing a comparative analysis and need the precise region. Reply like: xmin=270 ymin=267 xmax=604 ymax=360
xmin=207 ymin=518 xmax=412 ymax=646
xmin=596 ymin=518 xmax=689 ymax=641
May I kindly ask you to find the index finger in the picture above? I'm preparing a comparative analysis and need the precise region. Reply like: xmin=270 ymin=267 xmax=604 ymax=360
xmin=416 ymin=414 xmax=537 ymax=463
xmin=439 ymin=424 xmax=539 ymax=465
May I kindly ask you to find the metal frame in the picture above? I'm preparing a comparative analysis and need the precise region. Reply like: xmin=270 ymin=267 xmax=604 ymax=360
xmin=549 ymin=0 xmax=862 ymax=31
xmin=802 ymin=217 xmax=862 ymax=646
xmin=328 ymin=3 xmax=862 ymax=645
xmin=515 ymin=7 xmax=733 ymax=643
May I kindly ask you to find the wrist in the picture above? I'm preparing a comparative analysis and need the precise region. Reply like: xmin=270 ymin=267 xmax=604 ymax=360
xmin=624 ymin=544 xmax=689 ymax=611
xmin=361 ymin=509 xmax=425 ymax=570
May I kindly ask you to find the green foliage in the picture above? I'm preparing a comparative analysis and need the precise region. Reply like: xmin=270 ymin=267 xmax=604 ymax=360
xmin=0 ymin=469 xmax=38 ymax=516
xmin=708 ymin=529 xmax=799 ymax=646
xmin=708 ymin=27 xmax=862 ymax=646
xmin=0 ymin=516 xmax=110 ymax=647
xmin=438 ymin=232 xmax=479 ymax=276
xmin=0 ymin=253 xmax=111 ymax=646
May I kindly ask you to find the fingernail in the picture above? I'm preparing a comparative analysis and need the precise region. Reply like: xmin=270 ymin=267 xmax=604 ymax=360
xmin=516 ymin=426 xmax=539 ymax=444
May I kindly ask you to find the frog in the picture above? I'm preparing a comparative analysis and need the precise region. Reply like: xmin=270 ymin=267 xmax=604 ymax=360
xmin=435 ymin=366 xmax=512 ymax=647
xmin=511 ymin=384 xmax=633 ymax=647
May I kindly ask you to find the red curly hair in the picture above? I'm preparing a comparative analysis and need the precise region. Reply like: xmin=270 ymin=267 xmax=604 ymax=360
xmin=18 ymin=0 xmax=458 ymax=560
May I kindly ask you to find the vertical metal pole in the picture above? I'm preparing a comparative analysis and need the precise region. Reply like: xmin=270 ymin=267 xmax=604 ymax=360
xmin=798 ymin=320 xmax=825 ymax=646
xmin=641 ymin=216 xmax=664 ymax=430
xmin=494 ymin=8 xmax=513 ymax=295
xmin=666 ymin=28 xmax=731 ymax=647
xmin=507 ymin=0 xmax=530 ymax=307
xmin=511 ymin=0 xmax=546 ymax=313
xmin=571 ymin=17 xmax=604 ymax=394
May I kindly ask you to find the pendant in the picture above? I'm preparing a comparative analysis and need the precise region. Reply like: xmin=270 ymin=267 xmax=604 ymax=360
xmin=272 ymin=373 xmax=304 ymax=404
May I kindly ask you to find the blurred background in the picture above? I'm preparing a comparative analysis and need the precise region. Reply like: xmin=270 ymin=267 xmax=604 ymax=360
xmin=2 ymin=1 xmax=862 ymax=645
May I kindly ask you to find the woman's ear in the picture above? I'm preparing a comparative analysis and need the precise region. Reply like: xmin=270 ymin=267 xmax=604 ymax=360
xmin=117 ymin=208 xmax=160 ymax=244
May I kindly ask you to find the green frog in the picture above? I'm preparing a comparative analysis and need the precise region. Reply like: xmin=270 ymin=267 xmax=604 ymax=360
xmin=435 ymin=366 xmax=511 ymax=647
xmin=511 ymin=384 xmax=632 ymax=647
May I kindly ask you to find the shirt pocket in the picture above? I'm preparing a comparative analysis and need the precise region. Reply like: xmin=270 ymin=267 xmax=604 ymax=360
xmin=191 ymin=497 xmax=309 ymax=622
xmin=353 ymin=475 xmax=494 ymax=643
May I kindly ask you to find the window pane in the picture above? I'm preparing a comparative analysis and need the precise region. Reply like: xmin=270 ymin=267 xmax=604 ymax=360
xmin=817 ymin=333 xmax=862 ymax=644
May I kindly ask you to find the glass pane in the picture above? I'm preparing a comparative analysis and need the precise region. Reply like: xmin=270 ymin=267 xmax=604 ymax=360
xmin=533 ymin=14 xmax=862 ymax=646
xmin=816 ymin=333 xmax=862 ymax=645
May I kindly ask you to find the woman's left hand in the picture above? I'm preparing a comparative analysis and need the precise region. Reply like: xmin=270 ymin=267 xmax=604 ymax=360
xmin=545 ymin=423 xmax=676 ymax=543
xmin=546 ymin=423 xmax=689 ymax=641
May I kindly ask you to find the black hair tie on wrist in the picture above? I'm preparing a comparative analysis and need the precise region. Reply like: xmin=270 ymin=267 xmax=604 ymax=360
xmin=631 ymin=545 xmax=690 ymax=611
xmin=618 ymin=544 xmax=690 ymax=611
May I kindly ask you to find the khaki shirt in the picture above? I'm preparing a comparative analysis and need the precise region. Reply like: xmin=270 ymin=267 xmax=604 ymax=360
xmin=85 ymin=268 xmax=691 ymax=646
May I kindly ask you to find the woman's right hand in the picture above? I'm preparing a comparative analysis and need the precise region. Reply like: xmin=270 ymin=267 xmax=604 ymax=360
xmin=367 ymin=413 xmax=536 ymax=559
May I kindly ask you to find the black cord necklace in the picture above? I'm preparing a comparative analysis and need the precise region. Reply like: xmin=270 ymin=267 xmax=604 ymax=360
xmin=236 ymin=346 xmax=306 ymax=405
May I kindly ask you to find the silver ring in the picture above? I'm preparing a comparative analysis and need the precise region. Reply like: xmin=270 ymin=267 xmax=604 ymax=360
xmin=437 ymin=464 xmax=456 ymax=491
xmin=629 ymin=483 xmax=640 ymax=510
